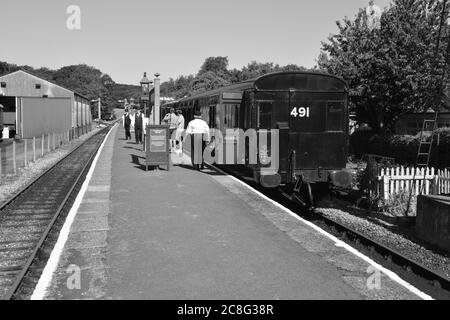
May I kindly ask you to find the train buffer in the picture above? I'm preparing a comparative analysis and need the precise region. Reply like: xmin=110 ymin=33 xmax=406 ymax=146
xmin=36 ymin=124 xmax=424 ymax=300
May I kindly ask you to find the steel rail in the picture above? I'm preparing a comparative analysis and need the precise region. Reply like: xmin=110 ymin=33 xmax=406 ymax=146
xmin=315 ymin=212 xmax=450 ymax=291
xmin=0 ymin=128 xmax=105 ymax=213
xmin=209 ymin=163 xmax=450 ymax=297
xmin=1 ymin=125 xmax=112 ymax=300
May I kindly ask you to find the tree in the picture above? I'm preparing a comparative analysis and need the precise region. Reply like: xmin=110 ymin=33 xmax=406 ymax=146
xmin=159 ymin=57 xmax=309 ymax=98
xmin=198 ymin=56 xmax=229 ymax=77
xmin=319 ymin=0 xmax=450 ymax=134
xmin=240 ymin=61 xmax=280 ymax=80
xmin=192 ymin=71 xmax=231 ymax=93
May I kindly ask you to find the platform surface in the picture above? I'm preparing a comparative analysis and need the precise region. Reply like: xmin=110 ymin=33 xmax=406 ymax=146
xmin=39 ymin=125 xmax=422 ymax=300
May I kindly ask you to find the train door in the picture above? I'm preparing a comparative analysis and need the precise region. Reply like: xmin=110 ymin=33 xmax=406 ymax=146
xmin=254 ymin=92 xmax=290 ymax=176
xmin=288 ymin=92 xmax=346 ymax=169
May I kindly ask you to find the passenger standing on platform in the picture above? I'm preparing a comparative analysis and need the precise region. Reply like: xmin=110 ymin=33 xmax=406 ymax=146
xmin=122 ymin=109 xmax=132 ymax=140
xmin=163 ymin=108 xmax=178 ymax=152
xmin=186 ymin=110 xmax=210 ymax=171
xmin=175 ymin=109 xmax=185 ymax=152
xmin=134 ymin=109 xmax=144 ymax=144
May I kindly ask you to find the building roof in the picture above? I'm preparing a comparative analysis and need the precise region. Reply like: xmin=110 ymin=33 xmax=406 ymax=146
xmin=0 ymin=70 xmax=90 ymax=100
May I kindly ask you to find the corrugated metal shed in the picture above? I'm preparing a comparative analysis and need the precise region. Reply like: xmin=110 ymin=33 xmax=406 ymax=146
xmin=19 ymin=97 xmax=72 ymax=138
xmin=0 ymin=70 xmax=92 ymax=139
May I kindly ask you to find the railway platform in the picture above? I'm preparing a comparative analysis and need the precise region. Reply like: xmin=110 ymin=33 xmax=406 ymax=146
xmin=32 ymin=124 xmax=425 ymax=300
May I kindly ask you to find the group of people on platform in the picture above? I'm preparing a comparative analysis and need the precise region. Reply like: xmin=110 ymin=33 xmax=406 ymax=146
xmin=162 ymin=108 xmax=185 ymax=152
xmin=121 ymin=107 xmax=210 ymax=171
xmin=122 ymin=108 xmax=147 ymax=144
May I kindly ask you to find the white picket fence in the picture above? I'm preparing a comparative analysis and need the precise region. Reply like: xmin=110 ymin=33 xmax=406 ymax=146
xmin=376 ymin=167 xmax=450 ymax=200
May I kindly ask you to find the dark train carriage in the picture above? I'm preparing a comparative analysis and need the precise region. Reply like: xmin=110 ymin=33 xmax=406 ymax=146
xmin=249 ymin=72 xmax=349 ymax=185
xmin=161 ymin=72 xmax=351 ymax=206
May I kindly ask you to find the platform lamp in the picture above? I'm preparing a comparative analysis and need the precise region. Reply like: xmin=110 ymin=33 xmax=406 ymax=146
xmin=140 ymin=72 xmax=153 ymax=118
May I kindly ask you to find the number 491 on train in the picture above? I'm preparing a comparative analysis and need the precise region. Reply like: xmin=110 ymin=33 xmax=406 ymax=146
xmin=290 ymin=107 xmax=310 ymax=118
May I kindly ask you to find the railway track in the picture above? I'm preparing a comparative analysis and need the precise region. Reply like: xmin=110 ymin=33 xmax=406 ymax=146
xmin=0 ymin=125 xmax=113 ymax=300
xmin=211 ymin=164 xmax=450 ymax=300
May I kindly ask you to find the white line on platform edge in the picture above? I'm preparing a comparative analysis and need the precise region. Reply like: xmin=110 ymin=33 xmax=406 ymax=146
xmin=30 ymin=124 xmax=116 ymax=300
xmin=207 ymin=163 xmax=433 ymax=300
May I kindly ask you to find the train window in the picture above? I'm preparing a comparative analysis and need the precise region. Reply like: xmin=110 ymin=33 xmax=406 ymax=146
xmin=258 ymin=102 xmax=272 ymax=129
xmin=223 ymin=104 xmax=239 ymax=128
xmin=209 ymin=96 xmax=219 ymax=105
xmin=209 ymin=106 xmax=216 ymax=128
xmin=327 ymin=101 xmax=344 ymax=131
xmin=202 ymin=106 xmax=209 ymax=122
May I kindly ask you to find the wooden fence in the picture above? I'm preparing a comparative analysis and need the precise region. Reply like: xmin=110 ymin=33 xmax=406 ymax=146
xmin=0 ymin=124 xmax=94 ymax=179
xmin=376 ymin=167 xmax=450 ymax=200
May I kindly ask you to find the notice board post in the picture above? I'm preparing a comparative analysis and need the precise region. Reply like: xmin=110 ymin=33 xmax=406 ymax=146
xmin=145 ymin=125 xmax=170 ymax=171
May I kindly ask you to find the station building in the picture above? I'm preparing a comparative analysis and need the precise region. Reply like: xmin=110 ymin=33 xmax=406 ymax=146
xmin=0 ymin=70 xmax=92 ymax=139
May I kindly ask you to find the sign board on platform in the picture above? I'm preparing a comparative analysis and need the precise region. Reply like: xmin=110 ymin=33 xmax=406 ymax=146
xmin=145 ymin=125 xmax=170 ymax=171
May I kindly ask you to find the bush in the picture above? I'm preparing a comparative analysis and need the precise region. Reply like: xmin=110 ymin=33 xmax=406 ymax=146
xmin=384 ymin=134 xmax=419 ymax=165
xmin=350 ymin=127 xmax=375 ymax=158
xmin=382 ymin=128 xmax=450 ymax=167
xmin=350 ymin=127 xmax=450 ymax=168
xmin=358 ymin=189 xmax=417 ymax=217
xmin=380 ymin=189 xmax=417 ymax=217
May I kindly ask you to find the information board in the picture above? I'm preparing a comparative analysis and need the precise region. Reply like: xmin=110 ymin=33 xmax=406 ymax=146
xmin=145 ymin=125 xmax=170 ymax=171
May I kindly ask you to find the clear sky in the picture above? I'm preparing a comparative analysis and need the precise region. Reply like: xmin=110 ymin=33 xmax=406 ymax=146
xmin=1 ymin=0 xmax=391 ymax=84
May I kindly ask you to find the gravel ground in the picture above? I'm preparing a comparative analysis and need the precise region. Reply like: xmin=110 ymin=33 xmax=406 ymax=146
xmin=0 ymin=128 xmax=102 ymax=206
xmin=316 ymin=198 xmax=450 ymax=280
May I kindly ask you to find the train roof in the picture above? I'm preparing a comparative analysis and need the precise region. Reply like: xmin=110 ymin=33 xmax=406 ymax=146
xmin=166 ymin=71 xmax=348 ymax=106
xmin=253 ymin=71 xmax=348 ymax=92
xmin=183 ymin=79 xmax=255 ymax=101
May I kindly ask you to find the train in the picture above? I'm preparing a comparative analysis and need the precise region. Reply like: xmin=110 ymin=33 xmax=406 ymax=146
xmin=161 ymin=71 xmax=353 ymax=207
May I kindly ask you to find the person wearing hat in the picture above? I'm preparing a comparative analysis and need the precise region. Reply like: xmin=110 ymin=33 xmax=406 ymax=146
xmin=186 ymin=110 xmax=210 ymax=170
xmin=122 ymin=108 xmax=132 ymax=140
xmin=134 ymin=109 xmax=144 ymax=144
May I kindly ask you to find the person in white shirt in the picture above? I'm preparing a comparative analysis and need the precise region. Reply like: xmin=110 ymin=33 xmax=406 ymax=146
xmin=175 ymin=109 xmax=185 ymax=152
xmin=186 ymin=110 xmax=210 ymax=170
xmin=163 ymin=108 xmax=179 ymax=152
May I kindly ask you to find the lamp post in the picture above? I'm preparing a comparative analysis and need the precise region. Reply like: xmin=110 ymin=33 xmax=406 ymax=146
xmin=140 ymin=72 xmax=152 ymax=119
xmin=154 ymin=73 xmax=161 ymax=125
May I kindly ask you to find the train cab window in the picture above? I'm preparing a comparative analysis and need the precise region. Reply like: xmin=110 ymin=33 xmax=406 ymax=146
xmin=258 ymin=102 xmax=272 ymax=129
xmin=327 ymin=101 xmax=344 ymax=131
